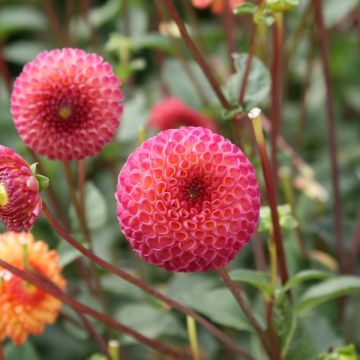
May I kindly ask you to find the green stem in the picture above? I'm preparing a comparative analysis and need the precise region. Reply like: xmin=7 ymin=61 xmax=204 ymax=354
xmin=187 ymin=316 xmax=201 ymax=360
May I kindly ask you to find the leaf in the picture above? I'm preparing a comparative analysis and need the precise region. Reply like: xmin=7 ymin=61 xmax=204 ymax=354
xmin=69 ymin=182 xmax=108 ymax=231
xmin=3 ymin=40 xmax=47 ymax=64
xmin=323 ymin=0 xmax=359 ymax=28
xmin=114 ymin=304 xmax=185 ymax=342
xmin=4 ymin=341 xmax=40 ymax=360
xmin=233 ymin=3 xmax=258 ymax=15
xmin=172 ymin=287 xmax=252 ymax=331
xmin=163 ymin=58 xmax=218 ymax=108
xmin=89 ymin=0 xmax=121 ymax=28
xmin=225 ymin=53 xmax=270 ymax=110
xmin=296 ymin=276 xmax=360 ymax=313
xmin=280 ymin=270 xmax=334 ymax=295
xmin=0 ymin=6 xmax=47 ymax=39
xmin=57 ymin=241 xmax=82 ymax=267
xmin=116 ymin=92 xmax=149 ymax=142
xmin=229 ymin=269 xmax=274 ymax=295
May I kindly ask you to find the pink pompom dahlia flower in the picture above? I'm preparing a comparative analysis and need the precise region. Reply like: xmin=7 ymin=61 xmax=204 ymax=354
xmin=0 ymin=232 xmax=65 ymax=345
xmin=11 ymin=48 xmax=123 ymax=161
xmin=116 ymin=127 xmax=260 ymax=272
xmin=0 ymin=145 xmax=42 ymax=232
xmin=148 ymin=97 xmax=217 ymax=132
xmin=192 ymin=0 xmax=244 ymax=14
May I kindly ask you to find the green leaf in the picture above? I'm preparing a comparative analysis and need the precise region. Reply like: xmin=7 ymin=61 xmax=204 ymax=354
xmin=296 ymin=276 xmax=360 ymax=313
xmin=229 ymin=269 xmax=274 ymax=295
xmin=114 ymin=304 xmax=185 ymax=342
xmin=172 ymin=287 xmax=252 ymax=331
xmin=89 ymin=0 xmax=121 ymax=28
xmin=163 ymin=58 xmax=218 ymax=108
xmin=225 ymin=53 xmax=270 ymax=110
xmin=259 ymin=204 xmax=298 ymax=233
xmin=4 ymin=341 xmax=40 ymax=360
xmin=35 ymin=174 xmax=50 ymax=192
xmin=315 ymin=344 xmax=360 ymax=360
xmin=117 ymin=92 xmax=149 ymax=142
xmin=266 ymin=0 xmax=299 ymax=13
xmin=3 ymin=40 xmax=47 ymax=64
xmin=0 ymin=6 xmax=47 ymax=39
xmin=57 ymin=240 xmax=82 ymax=267
xmin=233 ymin=3 xmax=258 ymax=15
xmin=280 ymin=270 xmax=334 ymax=295
xmin=69 ymin=182 xmax=108 ymax=231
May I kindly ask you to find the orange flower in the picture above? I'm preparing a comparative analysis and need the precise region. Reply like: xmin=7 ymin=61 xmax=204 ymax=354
xmin=0 ymin=232 xmax=66 ymax=345
xmin=192 ymin=0 xmax=244 ymax=14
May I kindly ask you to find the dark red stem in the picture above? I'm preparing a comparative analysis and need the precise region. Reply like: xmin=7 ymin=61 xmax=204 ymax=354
xmin=218 ymin=268 xmax=273 ymax=359
xmin=313 ymin=0 xmax=344 ymax=270
xmin=162 ymin=0 xmax=231 ymax=110
xmin=0 ymin=259 xmax=189 ymax=360
xmin=42 ymin=202 xmax=254 ymax=360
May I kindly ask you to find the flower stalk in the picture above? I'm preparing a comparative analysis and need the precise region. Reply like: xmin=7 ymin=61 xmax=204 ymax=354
xmin=187 ymin=316 xmax=201 ymax=360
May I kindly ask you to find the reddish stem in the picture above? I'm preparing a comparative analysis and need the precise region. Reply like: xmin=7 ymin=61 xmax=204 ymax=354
xmin=238 ymin=23 xmax=257 ymax=106
xmin=0 ymin=341 xmax=4 ymax=360
xmin=313 ymin=0 xmax=344 ymax=270
xmin=222 ymin=1 xmax=236 ymax=73
xmin=163 ymin=0 xmax=231 ymax=110
xmin=0 ymin=42 xmax=12 ymax=96
xmin=0 ymin=259 xmax=189 ymax=360
xmin=42 ymin=202 xmax=254 ymax=359
xmin=218 ymin=268 xmax=273 ymax=359
xmin=269 ymin=13 xmax=283 ymax=188
xmin=42 ymin=0 xmax=67 ymax=46
xmin=266 ymin=300 xmax=281 ymax=360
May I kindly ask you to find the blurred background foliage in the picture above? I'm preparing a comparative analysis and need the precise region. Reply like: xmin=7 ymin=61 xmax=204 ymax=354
xmin=0 ymin=0 xmax=360 ymax=359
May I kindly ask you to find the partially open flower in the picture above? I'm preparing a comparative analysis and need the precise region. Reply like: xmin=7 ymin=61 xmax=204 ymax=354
xmin=0 ymin=145 xmax=42 ymax=232
xmin=11 ymin=48 xmax=123 ymax=160
xmin=148 ymin=97 xmax=217 ymax=132
xmin=192 ymin=0 xmax=244 ymax=14
xmin=0 ymin=232 xmax=65 ymax=345
xmin=116 ymin=127 xmax=260 ymax=272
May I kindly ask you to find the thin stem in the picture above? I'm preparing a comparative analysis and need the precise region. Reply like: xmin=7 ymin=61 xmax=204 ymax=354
xmin=217 ymin=268 xmax=274 ymax=359
xmin=348 ymin=210 xmax=360 ymax=274
xmin=78 ymin=160 xmax=86 ymax=218
xmin=162 ymin=0 xmax=231 ymax=110
xmin=0 ymin=341 xmax=4 ymax=360
xmin=238 ymin=23 xmax=257 ymax=105
xmin=186 ymin=316 xmax=200 ymax=360
xmin=313 ymin=0 xmax=344 ymax=271
xmin=222 ymin=1 xmax=236 ymax=73
xmin=42 ymin=0 xmax=67 ymax=46
xmin=0 ymin=259 xmax=189 ymax=360
xmin=108 ymin=340 xmax=120 ymax=360
xmin=155 ymin=0 xmax=210 ymax=106
xmin=0 ymin=41 xmax=12 ymax=96
xmin=269 ymin=13 xmax=283 ymax=187
xmin=265 ymin=300 xmax=282 ymax=360
xmin=42 ymin=202 xmax=254 ymax=360
xmin=76 ymin=310 xmax=111 ymax=359
xmin=249 ymin=109 xmax=290 ymax=286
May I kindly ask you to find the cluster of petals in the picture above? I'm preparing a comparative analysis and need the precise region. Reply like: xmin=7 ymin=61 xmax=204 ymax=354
xmin=0 ymin=232 xmax=65 ymax=345
xmin=11 ymin=48 xmax=123 ymax=161
xmin=0 ymin=145 xmax=42 ymax=232
xmin=148 ymin=97 xmax=217 ymax=132
xmin=192 ymin=0 xmax=244 ymax=13
xmin=116 ymin=126 xmax=260 ymax=272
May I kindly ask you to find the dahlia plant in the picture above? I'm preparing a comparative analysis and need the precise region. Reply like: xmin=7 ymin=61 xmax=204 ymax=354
xmin=0 ymin=0 xmax=359 ymax=359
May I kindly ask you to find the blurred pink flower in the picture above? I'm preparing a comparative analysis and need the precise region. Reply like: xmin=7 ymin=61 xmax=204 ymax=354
xmin=192 ymin=0 xmax=244 ymax=14
xmin=148 ymin=97 xmax=217 ymax=132
xmin=0 ymin=145 xmax=41 ymax=232
xmin=116 ymin=126 xmax=260 ymax=272
xmin=11 ymin=48 xmax=123 ymax=161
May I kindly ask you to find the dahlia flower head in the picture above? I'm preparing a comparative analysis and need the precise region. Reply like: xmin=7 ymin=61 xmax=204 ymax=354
xmin=11 ymin=48 xmax=123 ymax=161
xmin=148 ymin=97 xmax=217 ymax=132
xmin=192 ymin=0 xmax=244 ymax=14
xmin=0 ymin=145 xmax=42 ymax=232
xmin=0 ymin=232 xmax=65 ymax=345
xmin=116 ymin=127 xmax=260 ymax=272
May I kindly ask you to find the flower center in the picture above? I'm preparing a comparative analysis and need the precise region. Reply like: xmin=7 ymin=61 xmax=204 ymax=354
xmin=179 ymin=177 xmax=210 ymax=210
xmin=0 ymin=183 xmax=9 ymax=207
xmin=58 ymin=105 xmax=72 ymax=119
